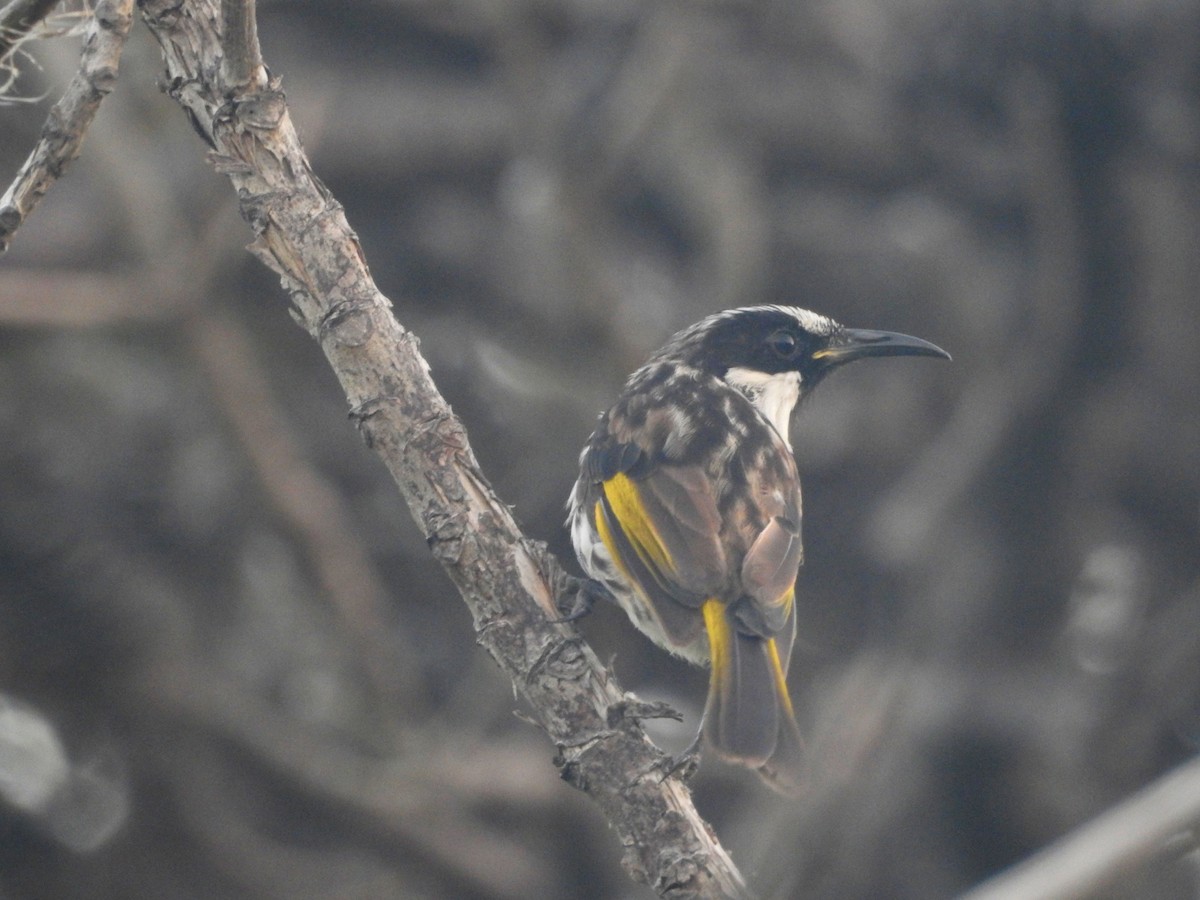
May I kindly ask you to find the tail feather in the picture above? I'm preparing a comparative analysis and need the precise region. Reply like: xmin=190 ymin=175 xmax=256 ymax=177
xmin=701 ymin=600 xmax=804 ymax=790
xmin=757 ymin=654 xmax=805 ymax=796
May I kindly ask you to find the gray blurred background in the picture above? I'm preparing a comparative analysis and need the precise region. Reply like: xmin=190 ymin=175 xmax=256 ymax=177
xmin=1 ymin=0 xmax=1199 ymax=897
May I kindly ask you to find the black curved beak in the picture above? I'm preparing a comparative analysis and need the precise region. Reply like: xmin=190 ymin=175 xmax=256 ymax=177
xmin=812 ymin=328 xmax=951 ymax=369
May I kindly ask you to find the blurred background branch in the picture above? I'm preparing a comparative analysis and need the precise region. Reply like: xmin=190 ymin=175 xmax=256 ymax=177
xmin=961 ymin=752 xmax=1200 ymax=900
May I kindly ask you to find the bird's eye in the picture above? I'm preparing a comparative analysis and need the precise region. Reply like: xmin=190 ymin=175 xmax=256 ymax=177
xmin=767 ymin=330 xmax=798 ymax=358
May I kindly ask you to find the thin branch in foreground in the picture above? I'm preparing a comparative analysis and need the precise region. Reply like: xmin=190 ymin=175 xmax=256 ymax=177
xmin=959 ymin=753 xmax=1200 ymax=900
xmin=0 ymin=0 xmax=134 ymax=252
xmin=138 ymin=0 xmax=748 ymax=896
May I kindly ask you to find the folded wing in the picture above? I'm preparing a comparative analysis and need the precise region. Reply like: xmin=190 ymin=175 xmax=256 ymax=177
xmin=590 ymin=447 xmax=728 ymax=649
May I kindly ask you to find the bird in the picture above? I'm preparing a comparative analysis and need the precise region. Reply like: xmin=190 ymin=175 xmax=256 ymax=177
xmin=568 ymin=305 xmax=949 ymax=794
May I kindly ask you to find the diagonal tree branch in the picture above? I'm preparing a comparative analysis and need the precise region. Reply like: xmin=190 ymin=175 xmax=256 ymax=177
xmin=0 ymin=0 xmax=134 ymax=252
xmin=136 ymin=0 xmax=747 ymax=896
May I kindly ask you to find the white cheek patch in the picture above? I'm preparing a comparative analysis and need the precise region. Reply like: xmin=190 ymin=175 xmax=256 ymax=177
xmin=724 ymin=367 xmax=801 ymax=448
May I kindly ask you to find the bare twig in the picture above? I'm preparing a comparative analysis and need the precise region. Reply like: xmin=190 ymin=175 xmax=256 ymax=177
xmin=959 ymin=754 xmax=1200 ymax=900
xmin=0 ymin=0 xmax=59 ymax=65
xmin=0 ymin=0 xmax=134 ymax=252
xmin=137 ymin=0 xmax=747 ymax=895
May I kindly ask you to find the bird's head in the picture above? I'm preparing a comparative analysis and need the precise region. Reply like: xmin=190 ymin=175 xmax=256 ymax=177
xmin=648 ymin=306 xmax=949 ymax=442
xmin=653 ymin=304 xmax=950 ymax=389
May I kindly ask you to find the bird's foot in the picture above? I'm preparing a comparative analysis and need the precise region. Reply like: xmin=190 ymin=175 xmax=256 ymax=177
xmin=607 ymin=699 xmax=699 ymax=782
xmin=658 ymin=735 xmax=702 ymax=783
xmin=607 ymin=697 xmax=684 ymax=727
xmin=551 ymin=575 xmax=615 ymax=624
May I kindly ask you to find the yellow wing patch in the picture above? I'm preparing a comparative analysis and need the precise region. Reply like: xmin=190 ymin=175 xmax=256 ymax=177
xmin=593 ymin=495 xmax=632 ymax=586
xmin=595 ymin=472 xmax=676 ymax=576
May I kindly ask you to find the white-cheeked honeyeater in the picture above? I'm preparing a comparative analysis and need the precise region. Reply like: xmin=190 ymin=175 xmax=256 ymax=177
xmin=568 ymin=306 xmax=949 ymax=795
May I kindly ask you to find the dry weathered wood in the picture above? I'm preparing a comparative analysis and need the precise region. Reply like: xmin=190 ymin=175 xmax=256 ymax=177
xmin=136 ymin=0 xmax=747 ymax=895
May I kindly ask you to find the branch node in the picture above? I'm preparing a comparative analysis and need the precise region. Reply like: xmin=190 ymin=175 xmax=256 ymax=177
xmin=425 ymin=509 xmax=466 ymax=564
xmin=348 ymin=396 xmax=402 ymax=448
xmin=318 ymin=297 xmax=375 ymax=347
xmin=528 ymin=634 xmax=589 ymax=685
xmin=138 ymin=0 xmax=184 ymax=27
xmin=216 ymin=87 xmax=285 ymax=132
xmin=95 ymin=2 xmax=132 ymax=32
xmin=347 ymin=396 xmax=399 ymax=422
xmin=91 ymin=62 xmax=119 ymax=93
xmin=607 ymin=697 xmax=684 ymax=729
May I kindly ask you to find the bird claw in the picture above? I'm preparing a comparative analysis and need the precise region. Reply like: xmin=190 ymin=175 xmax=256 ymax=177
xmin=658 ymin=738 xmax=702 ymax=783
xmin=607 ymin=700 xmax=698 ymax=783
xmin=551 ymin=575 xmax=615 ymax=624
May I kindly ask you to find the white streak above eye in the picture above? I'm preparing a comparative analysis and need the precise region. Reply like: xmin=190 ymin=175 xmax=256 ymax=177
xmin=783 ymin=306 xmax=838 ymax=336
xmin=706 ymin=305 xmax=838 ymax=338
xmin=724 ymin=368 xmax=801 ymax=448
